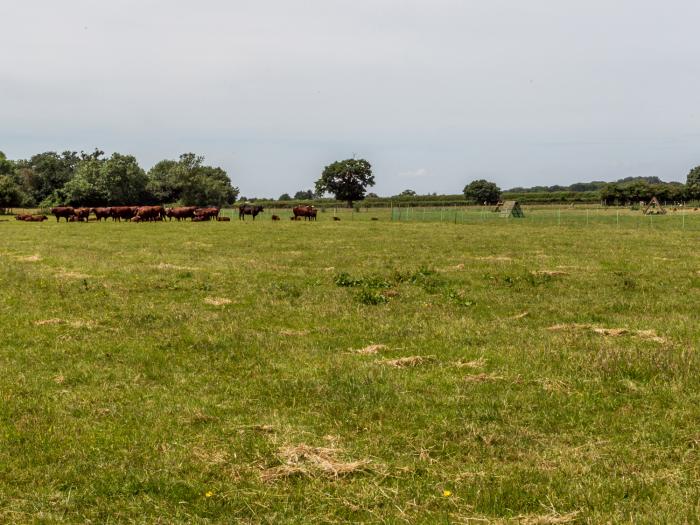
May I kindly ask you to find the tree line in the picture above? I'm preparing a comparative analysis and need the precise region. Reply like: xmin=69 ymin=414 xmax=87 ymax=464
xmin=0 ymin=150 xmax=239 ymax=210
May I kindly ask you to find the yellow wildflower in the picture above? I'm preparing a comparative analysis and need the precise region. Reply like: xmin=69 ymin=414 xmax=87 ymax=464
xmin=205 ymin=491 xmax=214 ymax=498
xmin=443 ymin=490 xmax=452 ymax=497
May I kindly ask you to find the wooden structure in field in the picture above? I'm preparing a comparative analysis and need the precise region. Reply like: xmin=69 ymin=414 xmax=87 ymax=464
xmin=500 ymin=200 xmax=524 ymax=218
xmin=643 ymin=197 xmax=666 ymax=215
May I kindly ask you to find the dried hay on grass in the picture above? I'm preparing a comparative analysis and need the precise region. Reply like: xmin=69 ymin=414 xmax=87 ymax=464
xmin=515 ymin=510 xmax=580 ymax=524
xmin=547 ymin=323 xmax=666 ymax=344
xmin=379 ymin=355 xmax=435 ymax=368
xmin=354 ymin=344 xmax=386 ymax=355
xmin=204 ymin=297 xmax=232 ymax=306
xmin=17 ymin=254 xmax=41 ymax=262
xmin=155 ymin=262 xmax=200 ymax=271
xmin=55 ymin=270 xmax=90 ymax=280
xmin=280 ymin=329 xmax=309 ymax=337
xmin=35 ymin=318 xmax=94 ymax=329
xmin=464 ymin=373 xmax=503 ymax=383
xmin=454 ymin=357 xmax=487 ymax=369
xmin=532 ymin=270 xmax=569 ymax=277
xmin=510 ymin=311 xmax=529 ymax=320
xmin=261 ymin=444 xmax=371 ymax=482
xmin=474 ymin=256 xmax=512 ymax=262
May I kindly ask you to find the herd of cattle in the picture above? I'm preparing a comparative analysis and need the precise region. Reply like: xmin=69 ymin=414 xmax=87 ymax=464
xmin=13 ymin=204 xmax=320 ymax=223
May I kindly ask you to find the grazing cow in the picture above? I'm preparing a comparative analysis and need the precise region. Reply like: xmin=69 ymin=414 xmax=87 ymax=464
xmin=51 ymin=206 xmax=76 ymax=222
xmin=24 ymin=215 xmax=48 ymax=222
xmin=238 ymin=204 xmax=264 ymax=220
xmin=194 ymin=207 xmax=220 ymax=221
xmin=166 ymin=206 xmax=198 ymax=221
xmin=217 ymin=216 xmax=231 ymax=221
xmin=271 ymin=215 xmax=280 ymax=221
xmin=135 ymin=205 xmax=166 ymax=222
xmin=90 ymin=207 xmax=112 ymax=221
xmin=292 ymin=205 xmax=317 ymax=221
xmin=110 ymin=206 xmax=139 ymax=221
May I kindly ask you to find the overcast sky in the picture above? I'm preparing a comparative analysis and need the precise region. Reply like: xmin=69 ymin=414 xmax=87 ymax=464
xmin=1 ymin=0 xmax=699 ymax=196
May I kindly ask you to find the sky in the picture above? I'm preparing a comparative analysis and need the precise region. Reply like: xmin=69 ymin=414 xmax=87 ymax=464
xmin=1 ymin=0 xmax=699 ymax=197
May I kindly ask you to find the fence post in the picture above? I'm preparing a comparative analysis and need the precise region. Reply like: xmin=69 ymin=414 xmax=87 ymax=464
xmin=616 ymin=209 xmax=619 ymax=228
xmin=682 ymin=211 xmax=686 ymax=230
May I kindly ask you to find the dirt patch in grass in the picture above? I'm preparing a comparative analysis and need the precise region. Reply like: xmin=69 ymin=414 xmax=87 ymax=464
xmin=379 ymin=356 xmax=435 ymax=368
xmin=464 ymin=372 xmax=503 ymax=383
xmin=261 ymin=444 xmax=371 ymax=482
xmin=354 ymin=344 xmax=387 ymax=355
xmin=548 ymin=324 xmax=666 ymax=343
xmin=204 ymin=297 xmax=232 ymax=306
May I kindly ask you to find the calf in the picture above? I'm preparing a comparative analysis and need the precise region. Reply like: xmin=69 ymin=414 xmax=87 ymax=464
xmin=217 ymin=216 xmax=231 ymax=221
xmin=271 ymin=215 xmax=280 ymax=221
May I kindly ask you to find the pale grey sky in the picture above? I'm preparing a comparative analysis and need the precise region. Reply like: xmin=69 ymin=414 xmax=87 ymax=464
xmin=1 ymin=0 xmax=699 ymax=196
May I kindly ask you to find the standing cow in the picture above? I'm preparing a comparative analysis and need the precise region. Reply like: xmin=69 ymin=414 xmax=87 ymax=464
xmin=292 ymin=205 xmax=317 ymax=221
xmin=239 ymin=204 xmax=264 ymax=220
xmin=91 ymin=207 xmax=112 ymax=221
xmin=51 ymin=206 xmax=76 ymax=222
xmin=166 ymin=206 xmax=198 ymax=221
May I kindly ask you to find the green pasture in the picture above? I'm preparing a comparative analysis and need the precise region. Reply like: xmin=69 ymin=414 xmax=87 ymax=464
xmin=0 ymin=217 xmax=699 ymax=523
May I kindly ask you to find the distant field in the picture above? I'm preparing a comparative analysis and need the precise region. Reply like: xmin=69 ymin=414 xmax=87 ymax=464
xmin=1 ymin=217 xmax=699 ymax=523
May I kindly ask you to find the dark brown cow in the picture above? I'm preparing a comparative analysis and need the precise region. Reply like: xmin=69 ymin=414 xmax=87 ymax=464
xmin=135 ymin=206 xmax=166 ymax=222
xmin=166 ymin=206 xmax=198 ymax=221
xmin=271 ymin=215 xmax=280 ymax=221
xmin=15 ymin=214 xmax=32 ymax=221
xmin=24 ymin=215 xmax=48 ymax=222
xmin=217 ymin=216 xmax=231 ymax=221
xmin=292 ymin=205 xmax=317 ymax=221
xmin=333 ymin=216 xmax=341 ymax=221
xmin=90 ymin=207 xmax=112 ymax=221
xmin=110 ymin=206 xmax=139 ymax=221
xmin=238 ymin=204 xmax=263 ymax=220
xmin=51 ymin=206 xmax=75 ymax=222
xmin=195 ymin=207 xmax=220 ymax=221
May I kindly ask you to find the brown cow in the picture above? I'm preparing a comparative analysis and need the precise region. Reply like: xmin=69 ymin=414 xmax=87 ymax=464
xmin=51 ymin=206 xmax=75 ymax=222
xmin=238 ymin=204 xmax=263 ymax=220
xmin=24 ymin=215 xmax=48 ymax=222
xmin=333 ymin=216 xmax=341 ymax=221
xmin=110 ymin=206 xmax=139 ymax=221
xmin=90 ymin=207 xmax=112 ymax=221
xmin=271 ymin=215 xmax=281 ymax=221
xmin=217 ymin=216 xmax=231 ymax=221
xmin=195 ymin=207 xmax=220 ymax=221
xmin=166 ymin=206 xmax=198 ymax=221
xmin=15 ymin=214 xmax=32 ymax=221
xmin=292 ymin=205 xmax=317 ymax=221
xmin=192 ymin=215 xmax=208 ymax=222
xmin=136 ymin=206 xmax=166 ymax=222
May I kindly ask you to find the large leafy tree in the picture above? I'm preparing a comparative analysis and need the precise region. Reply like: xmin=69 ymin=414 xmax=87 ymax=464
xmin=293 ymin=189 xmax=315 ymax=200
xmin=146 ymin=153 xmax=238 ymax=206
xmin=315 ymin=159 xmax=374 ymax=207
xmin=99 ymin=153 xmax=150 ymax=204
xmin=687 ymin=166 xmax=700 ymax=200
xmin=60 ymin=157 xmax=107 ymax=206
xmin=463 ymin=179 xmax=501 ymax=204
xmin=15 ymin=151 xmax=81 ymax=205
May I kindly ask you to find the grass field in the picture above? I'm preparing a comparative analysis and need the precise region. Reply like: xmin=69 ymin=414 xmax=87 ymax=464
xmin=1 ymin=215 xmax=699 ymax=523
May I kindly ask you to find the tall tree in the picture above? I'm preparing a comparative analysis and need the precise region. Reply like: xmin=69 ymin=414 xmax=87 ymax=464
xmin=315 ymin=159 xmax=374 ymax=207
xmin=463 ymin=179 xmax=501 ymax=204
xmin=14 ymin=151 xmax=81 ymax=205
xmin=687 ymin=166 xmax=700 ymax=200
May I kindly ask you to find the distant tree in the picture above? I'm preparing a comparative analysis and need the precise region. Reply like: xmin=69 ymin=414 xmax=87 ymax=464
xmin=0 ymin=175 xmax=30 ymax=211
xmin=366 ymin=192 xmax=379 ymax=199
xmin=399 ymin=189 xmax=416 ymax=197
xmin=315 ymin=159 xmax=374 ymax=207
xmin=293 ymin=189 xmax=315 ymax=200
xmin=14 ymin=151 xmax=81 ymax=205
xmin=278 ymin=193 xmax=292 ymax=201
xmin=99 ymin=153 xmax=150 ymax=204
xmin=687 ymin=166 xmax=700 ymax=200
xmin=146 ymin=153 xmax=239 ymax=206
xmin=463 ymin=179 xmax=501 ymax=204
xmin=60 ymin=157 xmax=106 ymax=206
